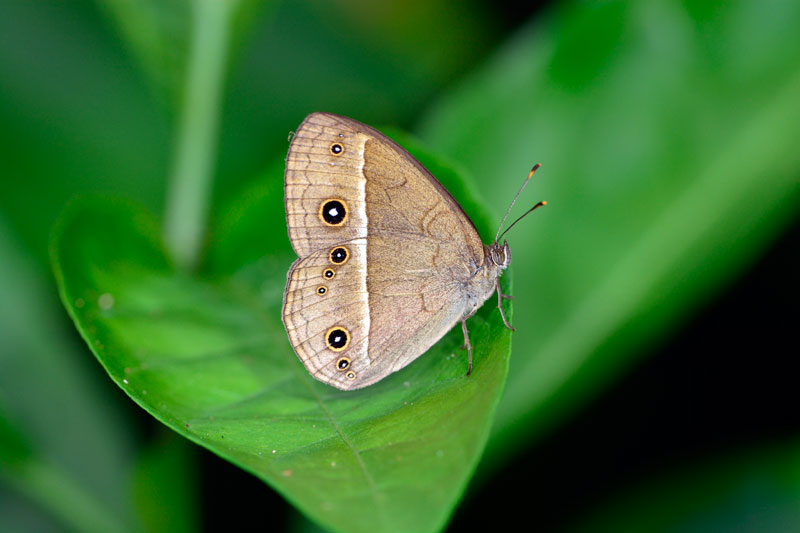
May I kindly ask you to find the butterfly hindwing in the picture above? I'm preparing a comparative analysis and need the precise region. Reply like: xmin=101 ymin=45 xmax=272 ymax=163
xmin=282 ymin=239 xmax=370 ymax=390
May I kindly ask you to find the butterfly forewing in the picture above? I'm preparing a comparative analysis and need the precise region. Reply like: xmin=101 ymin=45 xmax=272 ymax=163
xmin=285 ymin=114 xmax=369 ymax=257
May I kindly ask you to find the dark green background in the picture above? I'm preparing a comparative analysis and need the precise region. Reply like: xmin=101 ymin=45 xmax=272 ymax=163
xmin=1 ymin=0 xmax=798 ymax=531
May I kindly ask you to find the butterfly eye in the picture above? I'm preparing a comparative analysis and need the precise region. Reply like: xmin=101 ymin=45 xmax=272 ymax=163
xmin=323 ymin=268 xmax=335 ymax=279
xmin=325 ymin=326 xmax=350 ymax=352
xmin=336 ymin=357 xmax=350 ymax=371
xmin=329 ymin=246 xmax=349 ymax=265
xmin=330 ymin=143 xmax=344 ymax=156
xmin=316 ymin=285 xmax=327 ymax=296
xmin=490 ymin=246 xmax=507 ymax=266
xmin=319 ymin=199 xmax=347 ymax=226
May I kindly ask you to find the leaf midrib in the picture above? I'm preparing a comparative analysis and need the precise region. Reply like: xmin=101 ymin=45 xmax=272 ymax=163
xmin=233 ymin=278 xmax=389 ymax=529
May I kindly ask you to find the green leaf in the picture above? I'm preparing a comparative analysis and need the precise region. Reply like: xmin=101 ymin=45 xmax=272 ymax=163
xmin=419 ymin=0 xmax=800 ymax=462
xmin=572 ymin=440 xmax=800 ymax=531
xmin=51 ymin=141 xmax=512 ymax=533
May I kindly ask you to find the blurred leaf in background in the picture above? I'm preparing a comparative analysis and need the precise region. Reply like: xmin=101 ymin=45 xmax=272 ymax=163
xmin=573 ymin=439 xmax=800 ymax=532
xmin=1 ymin=0 xmax=799 ymax=531
xmin=0 ymin=216 xmax=133 ymax=531
xmin=0 ymin=215 xmax=197 ymax=532
xmin=420 ymin=0 xmax=800 ymax=461
xmin=0 ymin=0 xmax=171 ymax=265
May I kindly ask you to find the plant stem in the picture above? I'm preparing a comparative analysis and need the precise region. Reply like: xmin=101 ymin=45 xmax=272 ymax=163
xmin=163 ymin=0 xmax=236 ymax=271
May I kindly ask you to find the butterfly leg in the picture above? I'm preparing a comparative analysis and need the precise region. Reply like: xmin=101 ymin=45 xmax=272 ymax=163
xmin=496 ymin=279 xmax=515 ymax=331
xmin=496 ymin=278 xmax=513 ymax=300
xmin=461 ymin=317 xmax=473 ymax=376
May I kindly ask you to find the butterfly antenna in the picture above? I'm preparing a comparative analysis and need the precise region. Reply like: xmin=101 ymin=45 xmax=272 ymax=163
xmin=494 ymin=163 xmax=541 ymax=243
xmin=497 ymin=200 xmax=547 ymax=242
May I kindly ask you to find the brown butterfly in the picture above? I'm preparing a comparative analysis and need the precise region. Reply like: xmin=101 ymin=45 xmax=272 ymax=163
xmin=282 ymin=112 xmax=543 ymax=390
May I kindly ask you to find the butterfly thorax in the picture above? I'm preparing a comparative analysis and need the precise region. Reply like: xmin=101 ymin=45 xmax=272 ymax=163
xmin=462 ymin=241 xmax=510 ymax=318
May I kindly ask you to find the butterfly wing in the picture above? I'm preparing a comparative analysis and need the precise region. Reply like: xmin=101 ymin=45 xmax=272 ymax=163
xmin=283 ymin=112 xmax=487 ymax=389
xmin=283 ymin=239 xmax=372 ymax=389
xmin=284 ymin=113 xmax=370 ymax=257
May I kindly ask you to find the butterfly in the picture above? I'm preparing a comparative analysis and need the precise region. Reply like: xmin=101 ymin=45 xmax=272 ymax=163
xmin=282 ymin=112 xmax=543 ymax=390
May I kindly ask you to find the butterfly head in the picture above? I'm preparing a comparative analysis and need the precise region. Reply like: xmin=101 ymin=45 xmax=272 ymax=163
xmin=488 ymin=240 xmax=511 ymax=270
